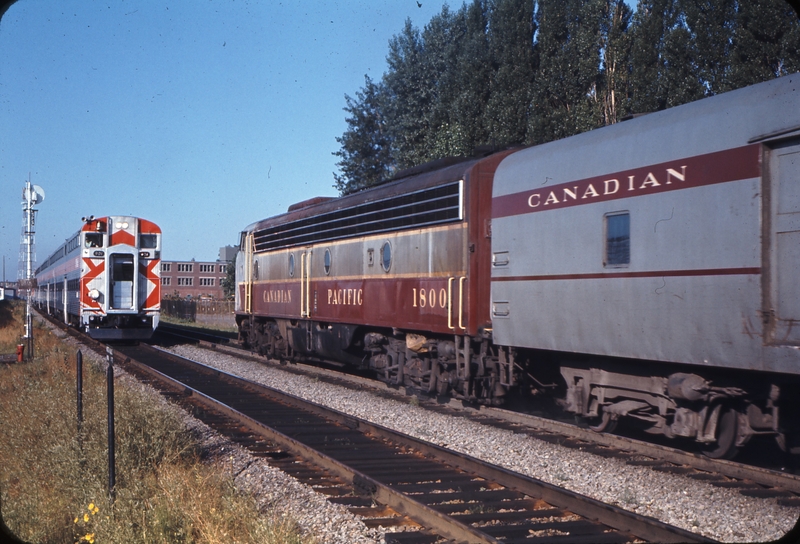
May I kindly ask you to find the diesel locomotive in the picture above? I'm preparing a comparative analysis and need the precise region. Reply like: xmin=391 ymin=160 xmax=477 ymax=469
xmin=34 ymin=215 xmax=162 ymax=340
xmin=236 ymin=75 xmax=800 ymax=459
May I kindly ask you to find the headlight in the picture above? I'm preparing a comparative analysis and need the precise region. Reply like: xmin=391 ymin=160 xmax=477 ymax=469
xmin=88 ymin=289 xmax=100 ymax=300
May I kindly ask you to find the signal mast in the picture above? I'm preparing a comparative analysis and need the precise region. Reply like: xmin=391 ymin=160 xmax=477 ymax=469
xmin=19 ymin=177 xmax=45 ymax=360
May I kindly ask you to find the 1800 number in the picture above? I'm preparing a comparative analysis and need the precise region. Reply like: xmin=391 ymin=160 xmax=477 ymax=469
xmin=412 ymin=287 xmax=448 ymax=309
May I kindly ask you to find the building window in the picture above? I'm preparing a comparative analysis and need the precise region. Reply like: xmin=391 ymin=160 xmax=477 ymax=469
xmin=162 ymin=277 xmax=171 ymax=286
xmin=605 ymin=212 xmax=630 ymax=267
xmin=219 ymin=265 xmax=226 ymax=273
xmin=178 ymin=263 xmax=193 ymax=272
xmin=177 ymin=277 xmax=193 ymax=286
xmin=200 ymin=278 xmax=215 ymax=286
xmin=161 ymin=263 xmax=171 ymax=272
xmin=200 ymin=264 xmax=215 ymax=272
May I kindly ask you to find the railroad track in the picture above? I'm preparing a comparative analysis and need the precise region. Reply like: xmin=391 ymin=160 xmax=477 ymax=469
xmin=111 ymin=340 xmax=705 ymax=544
xmin=154 ymin=323 xmax=800 ymax=508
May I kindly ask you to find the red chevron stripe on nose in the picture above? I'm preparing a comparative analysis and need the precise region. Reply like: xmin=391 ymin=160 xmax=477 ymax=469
xmin=80 ymin=258 xmax=105 ymax=310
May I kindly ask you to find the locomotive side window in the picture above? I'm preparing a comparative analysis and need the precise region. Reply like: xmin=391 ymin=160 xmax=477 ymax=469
xmin=605 ymin=212 xmax=630 ymax=266
xmin=324 ymin=249 xmax=332 ymax=275
xmin=85 ymin=233 xmax=103 ymax=248
xmin=288 ymin=254 xmax=295 ymax=277
xmin=380 ymin=241 xmax=392 ymax=272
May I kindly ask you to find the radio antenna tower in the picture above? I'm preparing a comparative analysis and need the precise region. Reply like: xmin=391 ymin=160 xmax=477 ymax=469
xmin=19 ymin=176 xmax=45 ymax=360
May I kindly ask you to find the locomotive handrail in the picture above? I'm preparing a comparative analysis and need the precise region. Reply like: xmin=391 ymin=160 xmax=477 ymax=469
xmin=447 ymin=277 xmax=455 ymax=330
xmin=458 ymin=276 xmax=466 ymax=331
xmin=300 ymin=251 xmax=306 ymax=317
xmin=244 ymin=233 xmax=254 ymax=314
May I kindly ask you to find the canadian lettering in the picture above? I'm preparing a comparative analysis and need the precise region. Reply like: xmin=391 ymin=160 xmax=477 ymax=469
xmin=263 ymin=290 xmax=292 ymax=303
xmin=527 ymin=165 xmax=688 ymax=209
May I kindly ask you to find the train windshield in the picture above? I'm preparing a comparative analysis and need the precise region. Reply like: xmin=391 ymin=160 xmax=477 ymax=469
xmin=140 ymin=234 xmax=158 ymax=249
xmin=85 ymin=233 xmax=104 ymax=248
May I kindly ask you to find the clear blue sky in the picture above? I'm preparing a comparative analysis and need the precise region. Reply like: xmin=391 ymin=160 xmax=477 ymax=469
xmin=0 ymin=0 xmax=453 ymax=276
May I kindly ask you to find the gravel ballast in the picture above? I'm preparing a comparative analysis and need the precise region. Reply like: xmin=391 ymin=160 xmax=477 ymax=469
xmin=168 ymin=344 xmax=800 ymax=543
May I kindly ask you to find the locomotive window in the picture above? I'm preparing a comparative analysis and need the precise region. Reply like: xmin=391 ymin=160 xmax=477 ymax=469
xmin=324 ymin=249 xmax=332 ymax=275
xmin=253 ymin=260 xmax=259 ymax=280
xmin=288 ymin=254 xmax=295 ymax=277
xmin=380 ymin=241 xmax=392 ymax=272
xmin=111 ymin=255 xmax=134 ymax=281
xmin=140 ymin=234 xmax=158 ymax=248
xmin=605 ymin=212 xmax=630 ymax=266
xmin=85 ymin=233 xmax=103 ymax=248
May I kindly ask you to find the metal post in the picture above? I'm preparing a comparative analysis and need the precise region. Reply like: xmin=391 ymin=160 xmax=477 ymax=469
xmin=25 ymin=305 xmax=33 ymax=361
xmin=106 ymin=346 xmax=115 ymax=502
xmin=76 ymin=350 xmax=83 ymax=439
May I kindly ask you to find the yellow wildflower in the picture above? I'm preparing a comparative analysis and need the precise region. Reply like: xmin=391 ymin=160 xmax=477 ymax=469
xmin=88 ymin=503 xmax=94 ymax=511
xmin=83 ymin=513 xmax=89 ymax=523
xmin=74 ymin=517 xmax=79 ymax=524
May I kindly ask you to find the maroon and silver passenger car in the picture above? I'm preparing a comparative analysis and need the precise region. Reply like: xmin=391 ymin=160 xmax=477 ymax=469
xmin=237 ymin=74 xmax=800 ymax=458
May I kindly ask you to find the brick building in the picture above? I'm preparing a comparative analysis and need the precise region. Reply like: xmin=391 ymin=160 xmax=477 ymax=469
xmin=160 ymin=246 xmax=236 ymax=300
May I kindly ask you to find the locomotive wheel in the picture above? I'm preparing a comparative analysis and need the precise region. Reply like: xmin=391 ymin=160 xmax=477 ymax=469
xmin=588 ymin=410 xmax=618 ymax=433
xmin=702 ymin=407 xmax=739 ymax=459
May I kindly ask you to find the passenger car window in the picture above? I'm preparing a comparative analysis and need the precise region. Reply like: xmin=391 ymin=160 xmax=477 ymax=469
xmin=605 ymin=212 xmax=630 ymax=266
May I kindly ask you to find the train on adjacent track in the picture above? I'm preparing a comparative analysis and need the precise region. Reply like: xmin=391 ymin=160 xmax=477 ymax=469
xmin=235 ymin=74 xmax=800 ymax=459
xmin=34 ymin=215 xmax=162 ymax=340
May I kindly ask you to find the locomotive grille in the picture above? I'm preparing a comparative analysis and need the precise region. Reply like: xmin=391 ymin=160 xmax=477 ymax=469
xmin=253 ymin=180 xmax=463 ymax=252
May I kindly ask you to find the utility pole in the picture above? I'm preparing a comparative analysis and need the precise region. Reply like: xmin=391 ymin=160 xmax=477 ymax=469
xmin=19 ymin=177 xmax=44 ymax=361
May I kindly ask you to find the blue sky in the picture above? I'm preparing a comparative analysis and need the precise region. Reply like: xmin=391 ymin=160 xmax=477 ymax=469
xmin=0 ymin=0 xmax=454 ymax=275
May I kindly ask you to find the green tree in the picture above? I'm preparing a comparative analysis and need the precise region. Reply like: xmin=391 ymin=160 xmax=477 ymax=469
xmin=724 ymin=0 xmax=800 ymax=91
xmin=426 ymin=1 xmax=493 ymax=157
xmin=333 ymin=75 xmax=393 ymax=194
xmin=484 ymin=0 xmax=536 ymax=147
xmin=682 ymin=0 xmax=737 ymax=95
xmin=383 ymin=20 xmax=434 ymax=170
xmin=221 ymin=261 xmax=237 ymax=299
xmin=628 ymin=0 xmax=704 ymax=114
xmin=599 ymin=0 xmax=633 ymax=125
xmin=529 ymin=0 xmax=606 ymax=144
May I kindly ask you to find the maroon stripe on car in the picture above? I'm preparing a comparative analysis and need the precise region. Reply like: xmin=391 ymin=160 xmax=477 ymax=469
xmin=492 ymin=144 xmax=761 ymax=219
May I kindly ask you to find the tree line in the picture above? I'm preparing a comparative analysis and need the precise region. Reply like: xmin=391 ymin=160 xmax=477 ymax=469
xmin=333 ymin=0 xmax=800 ymax=194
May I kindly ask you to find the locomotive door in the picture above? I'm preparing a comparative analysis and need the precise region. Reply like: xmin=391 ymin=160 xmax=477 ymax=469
xmin=110 ymin=254 xmax=135 ymax=310
xmin=767 ymin=139 xmax=800 ymax=345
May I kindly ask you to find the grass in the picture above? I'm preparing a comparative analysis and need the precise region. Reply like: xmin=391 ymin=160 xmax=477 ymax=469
xmin=0 ymin=300 xmax=312 ymax=544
